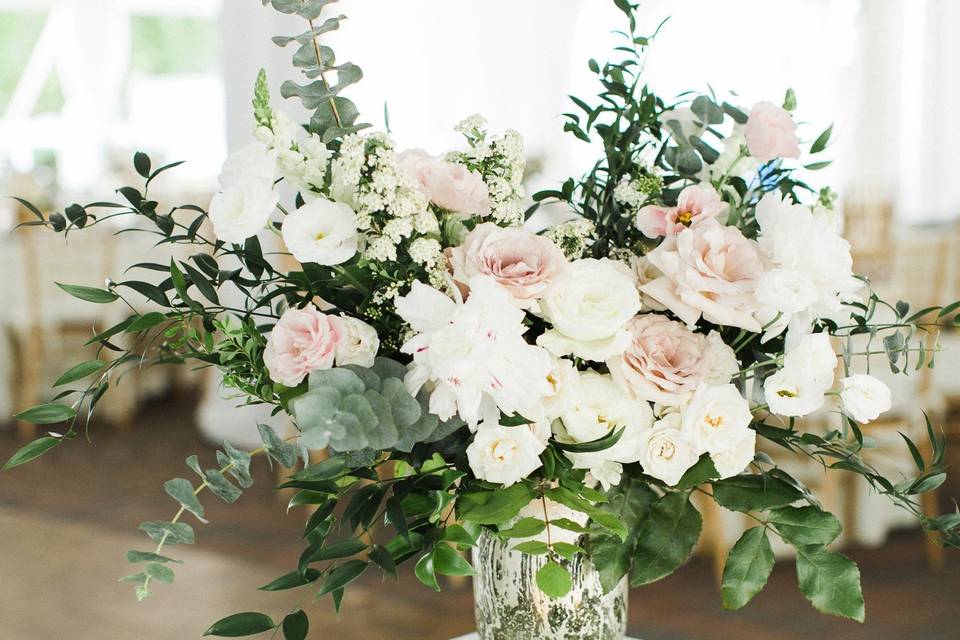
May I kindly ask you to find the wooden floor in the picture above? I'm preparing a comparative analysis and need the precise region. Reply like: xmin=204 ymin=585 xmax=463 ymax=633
xmin=0 ymin=392 xmax=957 ymax=639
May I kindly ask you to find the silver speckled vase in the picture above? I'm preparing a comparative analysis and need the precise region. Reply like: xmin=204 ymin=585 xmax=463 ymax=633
xmin=472 ymin=528 xmax=628 ymax=640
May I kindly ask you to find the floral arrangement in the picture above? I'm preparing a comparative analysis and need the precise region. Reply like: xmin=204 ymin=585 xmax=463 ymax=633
xmin=6 ymin=1 xmax=958 ymax=637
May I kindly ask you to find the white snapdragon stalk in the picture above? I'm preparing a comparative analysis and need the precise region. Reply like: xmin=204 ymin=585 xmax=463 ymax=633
xmin=332 ymin=315 xmax=379 ymax=368
xmin=281 ymin=198 xmax=358 ymax=265
xmin=466 ymin=421 xmax=546 ymax=485
xmin=840 ymin=374 xmax=892 ymax=423
xmin=537 ymin=258 xmax=641 ymax=361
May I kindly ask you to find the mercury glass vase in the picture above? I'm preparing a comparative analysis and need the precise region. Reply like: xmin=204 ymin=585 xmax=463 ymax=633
xmin=472 ymin=528 xmax=628 ymax=640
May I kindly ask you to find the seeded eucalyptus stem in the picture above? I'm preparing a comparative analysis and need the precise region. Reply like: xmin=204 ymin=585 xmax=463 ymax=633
xmin=307 ymin=18 xmax=342 ymax=128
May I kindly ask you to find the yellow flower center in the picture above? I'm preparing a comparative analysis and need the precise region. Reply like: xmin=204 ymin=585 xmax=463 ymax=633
xmin=704 ymin=413 xmax=724 ymax=429
xmin=314 ymin=230 xmax=327 ymax=241
xmin=677 ymin=210 xmax=694 ymax=225
xmin=657 ymin=441 xmax=676 ymax=459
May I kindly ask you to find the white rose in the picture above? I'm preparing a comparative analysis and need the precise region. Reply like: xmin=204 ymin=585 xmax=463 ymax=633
xmin=537 ymin=258 xmax=641 ymax=361
xmin=218 ymin=142 xmax=278 ymax=188
xmin=209 ymin=181 xmax=279 ymax=244
xmin=639 ymin=413 xmax=699 ymax=486
xmin=763 ymin=368 xmax=825 ymax=417
xmin=281 ymin=198 xmax=359 ymax=266
xmin=682 ymin=383 xmax=754 ymax=454
xmin=332 ymin=315 xmax=379 ymax=368
xmin=840 ymin=374 xmax=892 ymax=424
xmin=701 ymin=330 xmax=740 ymax=384
xmin=466 ymin=422 xmax=545 ymax=486
xmin=559 ymin=371 xmax=653 ymax=464
xmin=710 ymin=430 xmax=756 ymax=479
xmin=783 ymin=332 xmax=836 ymax=390
xmin=542 ymin=356 xmax=581 ymax=421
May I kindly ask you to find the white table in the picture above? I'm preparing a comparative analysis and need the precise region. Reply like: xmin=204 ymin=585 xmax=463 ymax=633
xmin=452 ymin=636 xmax=640 ymax=639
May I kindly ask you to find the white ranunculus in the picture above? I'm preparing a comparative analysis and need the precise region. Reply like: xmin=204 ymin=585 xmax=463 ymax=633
xmin=763 ymin=368 xmax=826 ymax=417
xmin=710 ymin=430 xmax=756 ymax=479
xmin=840 ymin=374 xmax=892 ymax=424
xmin=701 ymin=330 xmax=740 ymax=384
xmin=682 ymin=383 xmax=753 ymax=454
xmin=209 ymin=181 xmax=279 ymax=244
xmin=559 ymin=371 xmax=653 ymax=464
xmin=397 ymin=276 xmax=553 ymax=428
xmin=466 ymin=421 xmax=546 ymax=485
xmin=218 ymin=142 xmax=278 ymax=188
xmin=281 ymin=198 xmax=359 ymax=265
xmin=639 ymin=412 xmax=699 ymax=486
xmin=537 ymin=258 xmax=641 ymax=361
xmin=332 ymin=315 xmax=379 ymax=368
xmin=783 ymin=332 xmax=836 ymax=390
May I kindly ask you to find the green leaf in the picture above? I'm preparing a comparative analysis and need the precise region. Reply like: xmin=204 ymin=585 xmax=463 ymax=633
xmin=126 ymin=550 xmax=181 ymax=564
xmin=203 ymin=612 xmax=276 ymax=637
xmin=134 ymin=151 xmax=151 ymax=178
xmin=497 ymin=517 xmax=546 ymax=539
xmin=164 ymin=478 xmax=207 ymax=523
xmin=414 ymin=553 xmax=440 ymax=591
xmin=126 ymin=311 xmax=169 ymax=333
xmin=432 ymin=543 xmax=474 ymax=577
xmin=458 ymin=483 xmax=536 ymax=525
xmin=139 ymin=520 xmax=195 ymax=545
xmin=315 ymin=538 xmax=367 ymax=561
xmin=712 ymin=474 xmax=803 ymax=512
xmin=205 ymin=469 xmax=242 ymax=503
xmin=440 ymin=524 xmax=477 ymax=547
xmin=673 ymin=453 xmax=720 ymax=490
xmin=56 ymin=282 xmax=118 ymax=304
xmin=795 ymin=545 xmax=865 ymax=622
xmin=258 ymin=568 xmax=320 ymax=591
xmin=368 ymin=544 xmax=397 ymax=577
xmin=536 ymin=561 xmax=572 ymax=598
xmin=721 ymin=527 xmax=775 ymax=610
xmin=588 ymin=477 xmax=657 ymax=593
xmin=768 ymin=506 xmax=842 ymax=546
xmin=53 ymin=360 xmax=106 ymax=386
xmin=551 ymin=542 xmax=584 ymax=561
xmin=15 ymin=403 xmax=76 ymax=425
xmin=145 ymin=562 xmax=175 ymax=584
xmin=181 ymin=259 xmax=220 ymax=305
xmin=630 ymin=492 xmax=702 ymax=586
xmin=810 ymin=124 xmax=833 ymax=154
xmin=281 ymin=610 xmax=309 ymax=640
xmin=552 ymin=426 xmax=624 ymax=453
xmin=2 ymin=435 xmax=61 ymax=470
xmin=512 ymin=541 xmax=550 ymax=555
xmin=317 ymin=559 xmax=367 ymax=596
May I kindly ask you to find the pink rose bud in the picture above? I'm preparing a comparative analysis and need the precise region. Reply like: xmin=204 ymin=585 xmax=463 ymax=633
xmin=744 ymin=101 xmax=801 ymax=162
xmin=263 ymin=304 xmax=341 ymax=387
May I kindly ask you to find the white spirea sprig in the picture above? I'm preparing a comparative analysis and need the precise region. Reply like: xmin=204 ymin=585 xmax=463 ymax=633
xmin=546 ymin=217 xmax=596 ymax=259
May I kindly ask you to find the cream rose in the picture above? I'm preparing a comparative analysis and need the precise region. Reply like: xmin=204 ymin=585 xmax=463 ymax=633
xmin=537 ymin=258 xmax=641 ymax=361
xmin=449 ymin=222 xmax=568 ymax=307
xmin=682 ymin=383 xmax=754 ymax=455
xmin=641 ymin=221 xmax=763 ymax=332
xmin=466 ymin=422 xmax=545 ymax=486
xmin=332 ymin=315 xmax=379 ymax=368
xmin=639 ymin=412 xmax=699 ymax=486
xmin=710 ymin=430 xmax=756 ymax=479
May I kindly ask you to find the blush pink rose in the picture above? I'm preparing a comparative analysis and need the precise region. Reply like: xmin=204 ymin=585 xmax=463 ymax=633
xmin=744 ymin=101 xmax=801 ymax=162
xmin=609 ymin=314 xmax=708 ymax=405
xmin=635 ymin=183 xmax=727 ymax=238
xmin=399 ymin=149 xmax=491 ymax=216
xmin=448 ymin=222 xmax=568 ymax=306
xmin=641 ymin=221 xmax=763 ymax=331
xmin=263 ymin=304 xmax=341 ymax=387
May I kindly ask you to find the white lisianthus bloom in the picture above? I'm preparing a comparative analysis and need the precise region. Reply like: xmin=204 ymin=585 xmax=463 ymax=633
xmin=763 ymin=368 xmax=826 ymax=417
xmin=639 ymin=412 xmax=699 ymax=486
xmin=783 ymin=332 xmax=836 ymax=390
xmin=332 ymin=315 xmax=379 ymax=368
xmin=756 ymin=268 xmax=818 ymax=316
xmin=281 ymin=198 xmax=358 ymax=265
xmin=209 ymin=142 xmax=279 ymax=244
xmin=396 ymin=275 xmax=553 ymax=427
xmin=710 ymin=430 xmax=756 ymax=479
xmin=682 ymin=383 xmax=753 ymax=455
xmin=537 ymin=258 xmax=641 ymax=361
xmin=209 ymin=182 xmax=279 ymax=244
xmin=466 ymin=422 xmax=545 ymax=486
xmin=840 ymin=374 xmax=892 ymax=423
